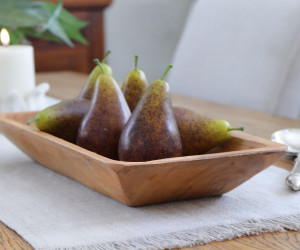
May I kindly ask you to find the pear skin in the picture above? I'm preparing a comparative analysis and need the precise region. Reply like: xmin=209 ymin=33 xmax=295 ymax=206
xmin=173 ymin=107 xmax=243 ymax=155
xmin=121 ymin=55 xmax=148 ymax=111
xmin=77 ymin=61 xmax=131 ymax=160
xmin=78 ymin=51 xmax=113 ymax=100
xmin=119 ymin=65 xmax=182 ymax=162
xmin=27 ymin=98 xmax=90 ymax=143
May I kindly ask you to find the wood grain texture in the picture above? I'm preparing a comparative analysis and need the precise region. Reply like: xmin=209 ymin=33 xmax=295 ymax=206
xmin=0 ymin=112 xmax=287 ymax=206
xmin=1 ymin=221 xmax=298 ymax=250
xmin=33 ymin=0 xmax=112 ymax=73
xmin=1 ymin=71 xmax=300 ymax=249
xmin=36 ymin=71 xmax=88 ymax=99
xmin=172 ymin=95 xmax=300 ymax=141
xmin=0 ymin=221 xmax=32 ymax=249
xmin=182 ymin=230 xmax=300 ymax=249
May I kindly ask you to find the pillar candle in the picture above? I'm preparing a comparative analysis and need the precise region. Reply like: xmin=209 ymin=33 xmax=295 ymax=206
xmin=0 ymin=29 xmax=35 ymax=102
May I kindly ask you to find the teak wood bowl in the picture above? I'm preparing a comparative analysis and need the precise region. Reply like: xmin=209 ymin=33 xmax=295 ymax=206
xmin=0 ymin=112 xmax=287 ymax=206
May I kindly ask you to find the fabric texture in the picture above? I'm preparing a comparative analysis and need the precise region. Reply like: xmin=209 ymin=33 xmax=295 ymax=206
xmin=0 ymin=134 xmax=299 ymax=249
xmin=168 ymin=0 xmax=300 ymax=119
xmin=0 ymin=83 xmax=50 ymax=113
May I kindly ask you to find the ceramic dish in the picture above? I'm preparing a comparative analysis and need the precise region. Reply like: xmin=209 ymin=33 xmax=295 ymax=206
xmin=271 ymin=128 xmax=300 ymax=156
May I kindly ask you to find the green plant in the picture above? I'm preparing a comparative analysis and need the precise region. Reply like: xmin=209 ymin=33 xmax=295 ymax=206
xmin=0 ymin=0 xmax=89 ymax=47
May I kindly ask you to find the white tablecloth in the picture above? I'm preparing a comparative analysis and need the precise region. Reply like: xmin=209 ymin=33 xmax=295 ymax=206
xmin=0 ymin=134 xmax=299 ymax=249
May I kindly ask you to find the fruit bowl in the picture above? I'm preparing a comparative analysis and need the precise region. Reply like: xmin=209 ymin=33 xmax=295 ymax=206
xmin=0 ymin=111 xmax=287 ymax=206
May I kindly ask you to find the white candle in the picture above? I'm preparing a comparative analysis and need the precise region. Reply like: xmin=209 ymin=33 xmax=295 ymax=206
xmin=0 ymin=28 xmax=35 ymax=102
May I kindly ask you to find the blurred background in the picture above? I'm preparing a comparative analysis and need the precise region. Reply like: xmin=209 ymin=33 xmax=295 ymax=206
xmin=32 ymin=0 xmax=194 ymax=83
xmin=8 ymin=0 xmax=300 ymax=119
xmin=104 ymin=0 xmax=194 ymax=83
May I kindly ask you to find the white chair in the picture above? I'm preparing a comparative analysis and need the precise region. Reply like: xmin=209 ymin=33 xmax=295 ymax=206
xmin=168 ymin=0 xmax=300 ymax=119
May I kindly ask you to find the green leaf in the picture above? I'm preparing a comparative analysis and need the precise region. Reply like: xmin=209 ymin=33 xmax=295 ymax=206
xmin=35 ymin=31 xmax=62 ymax=42
xmin=0 ymin=1 xmax=49 ymax=28
xmin=60 ymin=22 xmax=88 ymax=44
xmin=0 ymin=0 xmax=89 ymax=47
xmin=40 ymin=2 xmax=89 ymax=29
xmin=0 ymin=26 xmax=29 ymax=44
xmin=20 ymin=27 xmax=61 ymax=42
xmin=38 ymin=0 xmax=62 ymax=33
xmin=24 ymin=7 xmax=51 ymax=24
xmin=47 ymin=19 xmax=74 ymax=47
xmin=0 ymin=0 xmax=37 ymax=8
xmin=38 ymin=1 xmax=88 ymax=46
xmin=0 ymin=8 xmax=41 ymax=28
xmin=10 ymin=30 xmax=24 ymax=44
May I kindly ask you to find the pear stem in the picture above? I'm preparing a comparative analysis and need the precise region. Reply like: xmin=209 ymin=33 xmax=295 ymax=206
xmin=101 ymin=50 xmax=111 ymax=63
xmin=93 ymin=58 xmax=105 ymax=74
xmin=26 ymin=117 xmax=38 ymax=125
xmin=228 ymin=126 xmax=244 ymax=132
xmin=135 ymin=55 xmax=138 ymax=71
xmin=161 ymin=64 xmax=173 ymax=81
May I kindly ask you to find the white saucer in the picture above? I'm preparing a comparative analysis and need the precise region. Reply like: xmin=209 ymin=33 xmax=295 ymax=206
xmin=271 ymin=128 xmax=300 ymax=156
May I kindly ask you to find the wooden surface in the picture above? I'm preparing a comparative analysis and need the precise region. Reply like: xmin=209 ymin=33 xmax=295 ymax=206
xmin=32 ymin=0 xmax=112 ymax=73
xmin=0 ymin=113 xmax=286 ymax=206
xmin=47 ymin=0 xmax=112 ymax=8
xmin=1 ymin=71 xmax=300 ymax=249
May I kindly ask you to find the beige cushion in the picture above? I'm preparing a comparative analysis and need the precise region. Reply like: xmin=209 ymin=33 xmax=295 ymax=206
xmin=168 ymin=0 xmax=300 ymax=119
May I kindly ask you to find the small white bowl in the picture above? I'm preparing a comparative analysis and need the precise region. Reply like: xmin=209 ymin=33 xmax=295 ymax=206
xmin=271 ymin=128 xmax=300 ymax=156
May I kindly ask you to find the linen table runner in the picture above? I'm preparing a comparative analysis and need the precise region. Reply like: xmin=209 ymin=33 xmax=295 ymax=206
xmin=0 ymin=134 xmax=299 ymax=249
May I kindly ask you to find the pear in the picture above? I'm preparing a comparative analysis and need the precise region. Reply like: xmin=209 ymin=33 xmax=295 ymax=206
xmin=78 ymin=50 xmax=113 ymax=100
xmin=121 ymin=55 xmax=148 ymax=111
xmin=77 ymin=59 xmax=131 ymax=160
xmin=173 ymin=107 xmax=244 ymax=156
xmin=26 ymin=98 xmax=90 ymax=143
xmin=118 ymin=65 xmax=182 ymax=162
xmin=25 ymin=52 xmax=114 ymax=142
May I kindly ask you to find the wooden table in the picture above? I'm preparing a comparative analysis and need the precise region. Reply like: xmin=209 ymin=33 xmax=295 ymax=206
xmin=32 ymin=0 xmax=112 ymax=73
xmin=1 ymin=71 xmax=300 ymax=249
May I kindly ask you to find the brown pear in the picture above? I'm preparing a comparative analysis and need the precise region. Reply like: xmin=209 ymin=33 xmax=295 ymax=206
xmin=26 ymin=98 xmax=90 ymax=143
xmin=78 ymin=51 xmax=113 ymax=100
xmin=173 ymin=107 xmax=244 ymax=155
xmin=77 ymin=59 xmax=131 ymax=160
xmin=118 ymin=65 xmax=182 ymax=162
xmin=121 ymin=55 xmax=148 ymax=111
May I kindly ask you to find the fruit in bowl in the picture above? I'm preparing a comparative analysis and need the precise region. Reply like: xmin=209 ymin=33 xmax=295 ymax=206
xmin=26 ymin=58 xmax=243 ymax=162
xmin=76 ymin=59 xmax=131 ymax=160
xmin=0 ymin=57 xmax=287 ymax=206
xmin=119 ymin=65 xmax=182 ymax=162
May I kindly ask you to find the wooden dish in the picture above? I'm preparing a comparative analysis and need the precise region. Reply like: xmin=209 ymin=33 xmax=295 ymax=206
xmin=0 ymin=112 xmax=287 ymax=206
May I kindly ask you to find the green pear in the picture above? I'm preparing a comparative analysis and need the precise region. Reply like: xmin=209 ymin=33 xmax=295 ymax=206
xmin=77 ymin=59 xmax=131 ymax=160
xmin=173 ymin=107 xmax=244 ymax=156
xmin=26 ymin=98 xmax=90 ymax=143
xmin=26 ymin=52 xmax=114 ymax=142
xmin=78 ymin=50 xmax=113 ymax=100
xmin=121 ymin=55 xmax=148 ymax=111
xmin=118 ymin=65 xmax=182 ymax=162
